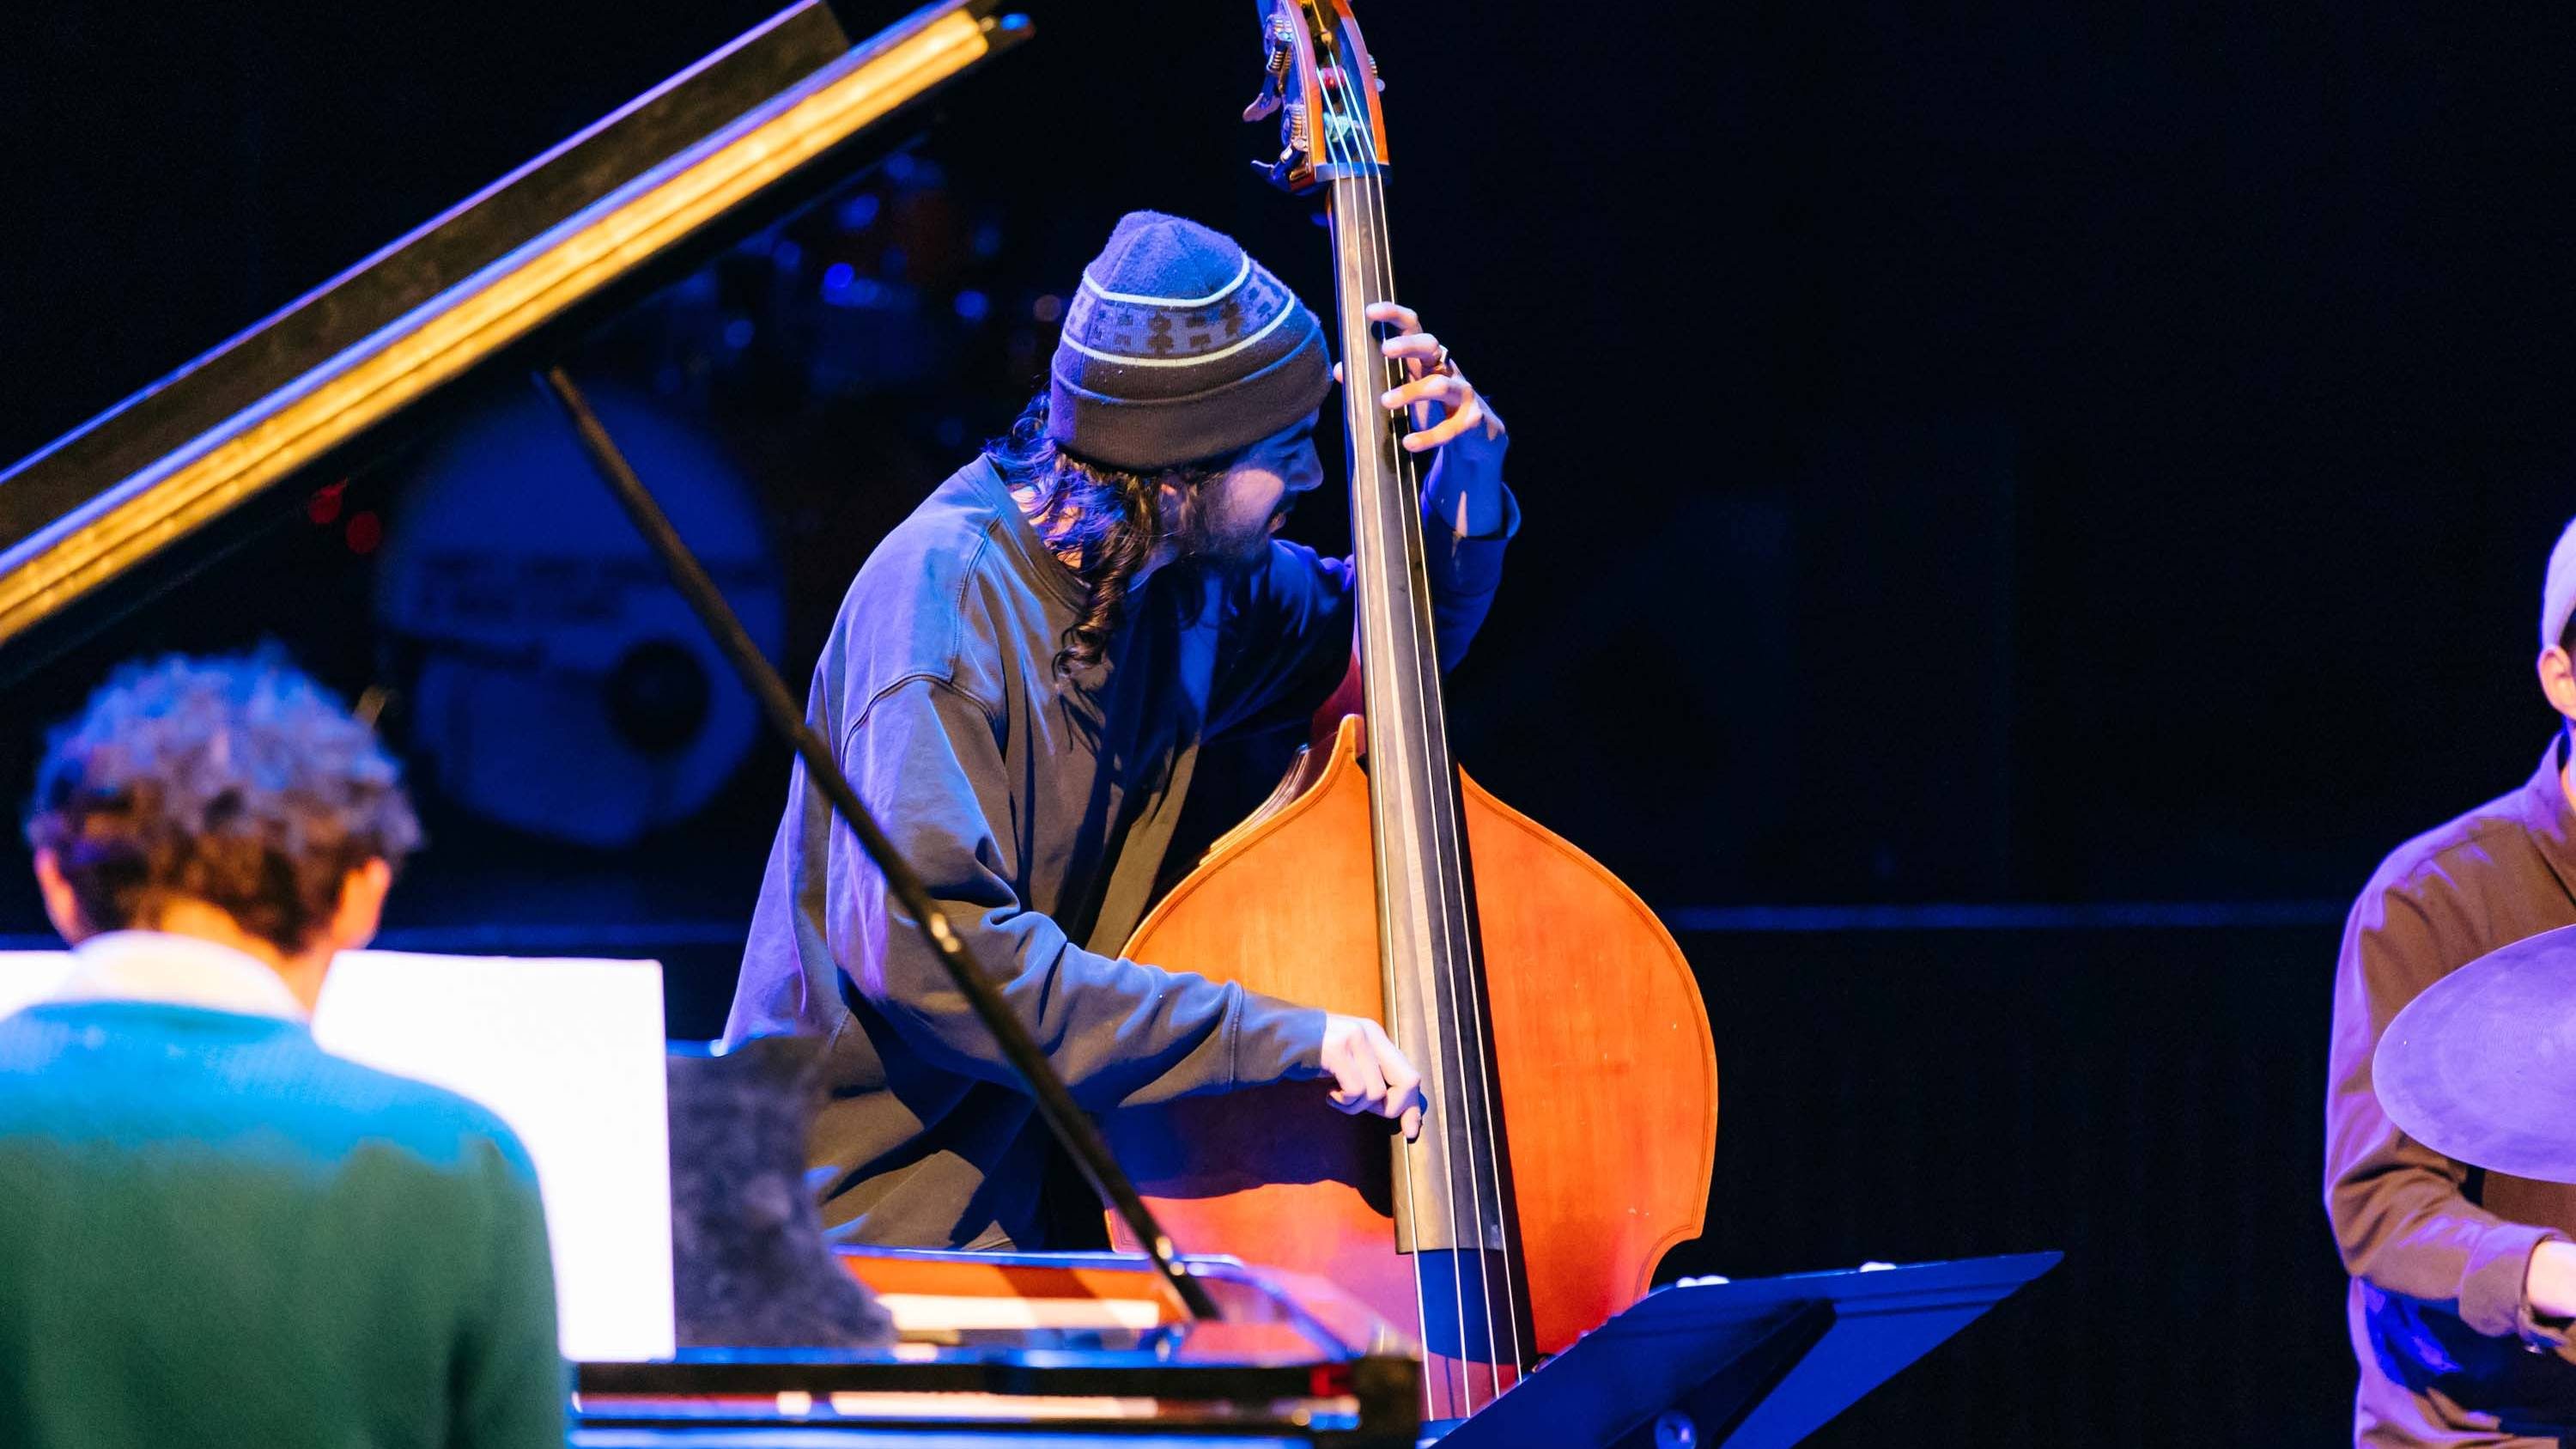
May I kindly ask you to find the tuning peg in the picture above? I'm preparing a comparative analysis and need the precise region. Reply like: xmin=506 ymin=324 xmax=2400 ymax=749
xmin=1253 ymin=144 xmax=1301 ymax=192
xmin=1244 ymin=6 xmax=1294 ymax=121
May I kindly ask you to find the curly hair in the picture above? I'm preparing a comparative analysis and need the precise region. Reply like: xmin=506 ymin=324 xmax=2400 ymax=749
xmin=24 ymin=649 xmax=422 ymax=956
xmin=987 ymin=393 xmax=1241 ymax=675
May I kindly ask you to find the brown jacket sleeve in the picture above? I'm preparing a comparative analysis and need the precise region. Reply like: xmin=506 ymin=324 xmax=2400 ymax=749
xmin=2325 ymin=881 xmax=2567 ymax=1344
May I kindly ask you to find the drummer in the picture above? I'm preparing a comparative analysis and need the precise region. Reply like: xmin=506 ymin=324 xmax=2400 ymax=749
xmin=2328 ymin=515 xmax=2576 ymax=1446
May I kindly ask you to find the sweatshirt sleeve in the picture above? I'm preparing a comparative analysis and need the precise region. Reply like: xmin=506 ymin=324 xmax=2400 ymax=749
xmin=828 ymin=675 xmax=1326 ymax=1107
xmin=1207 ymin=482 xmax=1520 ymax=740
xmin=2324 ymin=884 xmax=2568 ymax=1346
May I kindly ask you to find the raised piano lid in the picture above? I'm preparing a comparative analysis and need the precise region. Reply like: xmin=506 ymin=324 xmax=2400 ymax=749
xmin=0 ymin=0 xmax=1026 ymax=681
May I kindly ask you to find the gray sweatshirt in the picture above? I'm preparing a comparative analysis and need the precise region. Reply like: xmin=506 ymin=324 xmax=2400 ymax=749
xmin=725 ymin=456 xmax=1513 ymax=1249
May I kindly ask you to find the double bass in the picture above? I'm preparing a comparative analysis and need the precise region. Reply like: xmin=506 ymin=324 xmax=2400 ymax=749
xmin=1105 ymin=0 xmax=1720 ymax=1423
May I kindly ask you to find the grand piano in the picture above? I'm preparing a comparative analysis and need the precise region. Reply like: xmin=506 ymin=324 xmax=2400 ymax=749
xmin=0 ymin=4 xmax=2053 ymax=1443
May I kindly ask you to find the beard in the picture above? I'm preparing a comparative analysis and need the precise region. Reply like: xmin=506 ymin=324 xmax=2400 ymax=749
xmin=1169 ymin=484 xmax=1285 ymax=575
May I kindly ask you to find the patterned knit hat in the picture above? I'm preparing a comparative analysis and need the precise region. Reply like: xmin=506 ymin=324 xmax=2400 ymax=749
xmin=2545 ymin=513 xmax=2576 ymax=652
xmin=1047 ymin=211 xmax=1331 ymax=472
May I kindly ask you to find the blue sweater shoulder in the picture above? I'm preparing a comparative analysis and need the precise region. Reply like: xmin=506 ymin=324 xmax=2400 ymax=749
xmin=0 ymin=1000 xmax=538 ymax=1183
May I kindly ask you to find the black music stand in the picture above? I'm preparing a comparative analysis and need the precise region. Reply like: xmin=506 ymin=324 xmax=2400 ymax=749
xmin=1438 ymin=1251 xmax=2058 ymax=1449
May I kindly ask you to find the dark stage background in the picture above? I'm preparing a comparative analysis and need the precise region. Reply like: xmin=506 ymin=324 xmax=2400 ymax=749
xmin=9 ymin=1 xmax=2576 ymax=1440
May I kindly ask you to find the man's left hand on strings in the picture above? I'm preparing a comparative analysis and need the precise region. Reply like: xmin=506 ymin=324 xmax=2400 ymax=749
xmin=1338 ymin=301 xmax=1509 ymax=536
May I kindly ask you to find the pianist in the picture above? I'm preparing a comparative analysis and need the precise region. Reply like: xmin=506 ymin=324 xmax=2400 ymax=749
xmin=0 ymin=650 xmax=564 ymax=1448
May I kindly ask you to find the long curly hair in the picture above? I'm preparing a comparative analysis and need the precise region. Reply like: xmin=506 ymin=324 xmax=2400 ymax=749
xmin=987 ymin=393 xmax=1239 ymax=675
xmin=24 ymin=648 xmax=422 ymax=955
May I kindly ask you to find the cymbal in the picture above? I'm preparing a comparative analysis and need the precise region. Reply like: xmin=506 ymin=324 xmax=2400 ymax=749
xmin=2378 ymin=923 xmax=2576 ymax=1184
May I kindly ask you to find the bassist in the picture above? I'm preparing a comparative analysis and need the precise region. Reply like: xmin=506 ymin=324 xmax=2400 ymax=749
xmin=722 ymin=210 xmax=1515 ymax=1250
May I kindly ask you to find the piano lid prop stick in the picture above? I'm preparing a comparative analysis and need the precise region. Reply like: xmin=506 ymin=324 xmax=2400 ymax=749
xmin=535 ymin=363 xmax=1221 ymax=1324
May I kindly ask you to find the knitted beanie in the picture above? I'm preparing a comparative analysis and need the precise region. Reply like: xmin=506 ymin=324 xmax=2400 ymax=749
xmin=2546 ymin=514 xmax=2576 ymax=652
xmin=1047 ymin=211 xmax=1330 ymax=472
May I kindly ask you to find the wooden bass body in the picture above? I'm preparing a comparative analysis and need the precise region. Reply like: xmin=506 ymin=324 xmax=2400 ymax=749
xmin=1105 ymin=716 xmax=1716 ymax=1361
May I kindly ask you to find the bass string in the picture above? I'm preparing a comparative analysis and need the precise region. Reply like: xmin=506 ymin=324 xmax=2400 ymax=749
xmin=1315 ymin=27 xmax=1523 ymax=1410
xmin=1336 ymin=131 xmax=1495 ymax=1416
xmin=1358 ymin=119 xmax=1527 ymax=1413
xmin=1342 ymin=67 xmax=1524 ymax=1407
xmin=1309 ymin=47 xmax=1473 ymax=1412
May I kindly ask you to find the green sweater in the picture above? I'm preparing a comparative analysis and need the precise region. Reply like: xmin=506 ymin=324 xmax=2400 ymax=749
xmin=0 ymin=999 xmax=565 ymax=1448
